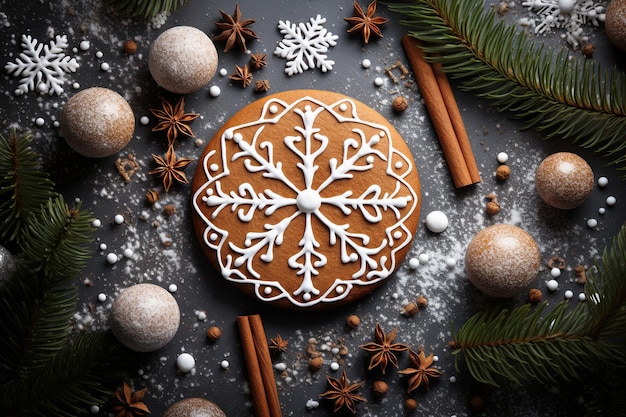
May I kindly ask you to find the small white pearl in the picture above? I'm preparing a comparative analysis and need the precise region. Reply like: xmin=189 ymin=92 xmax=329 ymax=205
xmin=329 ymin=362 xmax=340 ymax=371
xmin=123 ymin=248 xmax=134 ymax=258
xmin=374 ymin=77 xmax=383 ymax=87
xmin=361 ymin=58 xmax=371 ymax=69
xmin=408 ymin=257 xmax=419 ymax=270
xmin=100 ymin=62 xmax=110 ymax=71
xmin=496 ymin=152 xmax=509 ymax=164
xmin=425 ymin=210 xmax=449 ymax=233
xmin=418 ymin=253 xmax=430 ymax=264
xmin=91 ymin=219 xmax=102 ymax=228
xmin=597 ymin=176 xmax=608 ymax=188
xmin=564 ymin=290 xmax=574 ymax=299
xmin=90 ymin=405 xmax=100 ymax=414
xmin=176 ymin=353 xmax=195 ymax=372
xmin=95 ymin=51 xmax=103 ymax=58
xmin=445 ymin=257 xmax=457 ymax=268
xmin=97 ymin=293 xmax=107 ymax=302
xmin=140 ymin=116 xmax=150 ymax=125
xmin=219 ymin=68 xmax=228 ymax=76
xmin=168 ymin=284 xmax=178 ymax=293
xmin=546 ymin=279 xmax=559 ymax=291
xmin=587 ymin=218 xmax=598 ymax=228
xmin=599 ymin=207 xmax=606 ymax=215
xmin=578 ymin=293 xmax=586 ymax=302
xmin=114 ymin=214 xmax=124 ymax=224
xmin=550 ymin=267 xmax=561 ymax=278
xmin=606 ymin=196 xmax=616 ymax=206
xmin=220 ymin=360 xmax=230 ymax=369
xmin=209 ymin=85 xmax=221 ymax=97
xmin=35 ymin=117 xmax=45 ymax=126
xmin=79 ymin=40 xmax=91 ymax=51
xmin=449 ymin=375 xmax=457 ymax=383
xmin=99 ymin=243 xmax=108 ymax=251
xmin=106 ymin=253 xmax=118 ymax=264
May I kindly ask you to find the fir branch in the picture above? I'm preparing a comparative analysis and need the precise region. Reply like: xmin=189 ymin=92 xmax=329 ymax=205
xmin=1 ymin=331 xmax=136 ymax=417
xmin=0 ymin=129 xmax=54 ymax=244
xmin=106 ymin=0 xmax=190 ymax=18
xmin=386 ymin=0 xmax=626 ymax=176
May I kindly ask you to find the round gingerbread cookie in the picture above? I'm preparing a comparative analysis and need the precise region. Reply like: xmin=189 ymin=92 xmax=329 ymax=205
xmin=192 ymin=90 xmax=420 ymax=309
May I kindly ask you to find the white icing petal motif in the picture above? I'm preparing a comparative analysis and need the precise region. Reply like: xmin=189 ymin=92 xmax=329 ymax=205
xmin=4 ymin=34 xmax=79 ymax=96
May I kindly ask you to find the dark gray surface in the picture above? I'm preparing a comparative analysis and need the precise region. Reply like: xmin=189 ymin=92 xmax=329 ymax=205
xmin=1 ymin=1 xmax=624 ymax=416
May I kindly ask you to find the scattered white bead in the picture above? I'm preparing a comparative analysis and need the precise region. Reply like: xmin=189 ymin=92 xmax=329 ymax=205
xmin=79 ymin=40 xmax=91 ymax=51
xmin=220 ymin=359 xmax=230 ymax=369
xmin=445 ymin=257 xmax=457 ymax=268
xmin=140 ymin=116 xmax=150 ymax=125
xmin=496 ymin=152 xmax=509 ymax=164
xmin=114 ymin=214 xmax=125 ymax=224
xmin=546 ymin=279 xmax=559 ymax=291
xmin=53 ymin=120 xmax=60 ymax=128
xmin=449 ymin=375 xmax=457 ymax=383
xmin=425 ymin=210 xmax=449 ymax=233
xmin=564 ymin=290 xmax=574 ymax=299
xmin=99 ymin=243 xmax=108 ymax=251
xmin=106 ymin=253 xmax=118 ymax=265
xmin=329 ymin=362 xmax=340 ymax=371
xmin=176 ymin=353 xmax=195 ymax=372
xmin=408 ymin=257 xmax=419 ymax=269
xmin=578 ymin=292 xmax=586 ymax=302
xmin=209 ymin=85 xmax=221 ymax=97
xmin=433 ymin=355 xmax=439 ymax=362
xmin=35 ymin=117 xmax=45 ymax=126
xmin=72 ymin=82 xmax=80 ymax=89
xmin=123 ymin=248 xmax=134 ymax=258
xmin=135 ymin=86 xmax=143 ymax=94
xmin=168 ymin=284 xmax=178 ymax=293
xmin=606 ymin=196 xmax=616 ymax=206
xmin=599 ymin=207 xmax=606 ymax=215
xmin=587 ymin=218 xmax=598 ymax=228
xmin=91 ymin=219 xmax=102 ymax=228
xmin=90 ymin=405 xmax=100 ymax=414
xmin=95 ymin=50 xmax=103 ymax=58
xmin=97 ymin=293 xmax=107 ymax=302
xmin=418 ymin=253 xmax=430 ymax=264
xmin=219 ymin=68 xmax=228 ymax=76
xmin=195 ymin=310 xmax=207 ymax=321
xmin=100 ymin=62 xmax=110 ymax=71
xmin=305 ymin=399 xmax=320 ymax=410
xmin=274 ymin=362 xmax=287 ymax=371
xmin=597 ymin=176 xmax=608 ymax=188
xmin=550 ymin=267 xmax=561 ymax=278
xmin=374 ymin=77 xmax=383 ymax=87
xmin=361 ymin=58 xmax=371 ymax=69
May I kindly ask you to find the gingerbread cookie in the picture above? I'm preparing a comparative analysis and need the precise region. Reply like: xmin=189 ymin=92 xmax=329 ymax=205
xmin=192 ymin=90 xmax=420 ymax=309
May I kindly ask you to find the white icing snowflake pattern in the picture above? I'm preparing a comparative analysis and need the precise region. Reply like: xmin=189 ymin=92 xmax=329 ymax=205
xmin=4 ymin=34 xmax=79 ymax=96
xmin=193 ymin=96 xmax=418 ymax=307
xmin=521 ymin=0 xmax=606 ymax=48
xmin=274 ymin=15 xmax=339 ymax=76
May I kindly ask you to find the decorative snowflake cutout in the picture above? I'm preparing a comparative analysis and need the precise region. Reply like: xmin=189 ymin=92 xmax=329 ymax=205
xmin=4 ymin=34 xmax=79 ymax=96
xmin=521 ymin=0 xmax=606 ymax=48
xmin=193 ymin=95 xmax=419 ymax=307
xmin=274 ymin=15 xmax=339 ymax=76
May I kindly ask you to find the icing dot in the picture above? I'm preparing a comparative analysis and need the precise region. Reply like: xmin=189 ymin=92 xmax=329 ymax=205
xmin=79 ymin=40 xmax=91 ymax=51
xmin=91 ymin=219 xmax=102 ymax=228
xmin=335 ymin=285 xmax=344 ymax=294
xmin=168 ymin=284 xmax=178 ymax=293
xmin=395 ymin=161 xmax=403 ymax=169
xmin=210 ymin=163 xmax=219 ymax=172
xmin=97 ymin=293 xmax=107 ymax=302
xmin=209 ymin=85 xmax=221 ymax=97
xmin=606 ymin=196 xmax=617 ymax=206
xmin=425 ymin=210 xmax=449 ymax=233
xmin=220 ymin=360 xmax=230 ymax=369
xmin=578 ymin=292 xmax=586 ymax=302
xmin=349 ymin=253 xmax=358 ymax=262
xmin=408 ymin=258 xmax=419 ymax=270
xmin=245 ymin=239 xmax=252 ymax=247
xmin=393 ymin=230 xmax=403 ymax=239
xmin=599 ymin=207 xmax=606 ymax=215
xmin=233 ymin=133 xmax=243 ymax=143
xmin=304 ymin=105 xmax=312 ymax=112
xmin=339 ymin=103 xmax=348 ymax=112
xmin=106 ymin=253 xmax=118 ymax=264
xmin=219 ymin=68 xmax=228 ymax=76
xmin=296 ymin=189 xmax=322 ymax=213
xmin=35 ymin=117 xmax=45 ymax=126
xmin=100 ymin=62 xmax=110 ymax=71
xmin=123 ymin=248 xmax=134 ymax=258
xmin=374 ymin=77 xmax=383 ymax=87
xmin=195 ymin=138 xmax=204 ymax=147
xmin=269 ymin=105 xmax=279 ymax=114
xmin=329 ymin=362 xmax=340 ymax=371
xmin=564 ymin=290 xmax=574 ymax=299
xmin=114 ymin=214 xmax=125 ymax=224
xmin=140 ymin=116 xmax=150 ymax=125
xmin=496 ymin=152 xmax=509 ymax=163
xmin=418 ymin=253 xmax=430 ymax=264
xmin=264 ymin=287 xmax=272 ymax=295
xmin=303 ymin=293 xmax=312 ymax=301
xmin=546 ymin=279 xmax=559 ymax=291
xmin=209 ymin=233 xmax=218 ymax=241
xmin=587 ymin=218 xmax=598 ymax=228
xmin=550 ymin=267 xmax=561 ymax=278
xmin=176 ymin=353 xmax=195 ymax=372
xmin=597 ymin=176 xmax=609 ymax=187
xmin=366 ymin=156 xmax=374 ymax=164
xmin=361 ymin=58 xmax=371 ymax=68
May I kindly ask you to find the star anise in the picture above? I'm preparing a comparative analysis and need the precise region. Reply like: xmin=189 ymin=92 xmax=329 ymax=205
xmin=398 ymin=349 xmax=443 ymax=393
xmin=230 ymin=64 xmax=253 ymax=88
xmin=111 ymin=381 xmax=151 ymax=417
xmin=269 ymin=334 xmax=289 ymax=355
xmin=319 ymin=370 xmax=366 ymax=414
xmin=150 ymin=97 xmax=199 ymax=145
xmin=344 ymin=0 xmax=390 ymax=44
xmin=148 ymin=145 xmax=193 ymax=192
xmin=359 ymin=323 xmax=408 ymax=374
xmin=249 ymin=52 xmax=267 ymax=70
xmin=214 ymin=4 xmax=258 ymax=52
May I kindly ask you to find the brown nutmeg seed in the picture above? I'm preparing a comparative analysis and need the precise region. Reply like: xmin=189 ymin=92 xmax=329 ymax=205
xmin=346 ymin=314 xmax=361 ymax=330
xmin=308 ymin=356 xmax=323 ymax=372
xmin=401 ymin=302 xmax=419 ymax=316
xmin=206 ymin=326 xmax=222 ymax=342
xmin=486 ymin=200 xmax=501 ymax=215
xmin=163 ymin=204 xmax=176 ymax=216
xmin=123 ymin=39 xmax=137 ymax=54
xmin=528 ymin=288 xmax=542 ymax=303
xmin=496 ymin=164 xmax=510 ymax=181
xmin=392 ymin=96 xmax=408 ymax=113
xmin=416 ymin=295 xmax=428 ymax=307
xmin=372 ymin=380 xmax=388 ymax=397
xmin=146 ymin=190 xmax=160 ymax=205
xmin=405 ymin=398 xmax=418 ymax=411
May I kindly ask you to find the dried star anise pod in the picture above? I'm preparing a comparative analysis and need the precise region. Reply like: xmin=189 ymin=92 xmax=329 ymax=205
xmin=269 ymin=334 xmax=289 ymax=355
xmin=230 ymin=64 xmax=253 ymax=88
xmin=150 ymin=97 xmax=199 ymax=145
xmin=344 ymin=0 xmax=389 ymax=44
xmin=398 ymin=348 xmax=443 ymax=393
xmin=249 ymin=52 xmax=267 ymax=70
xmin=319 ymin=370 xmax=366 ymax=414
xmin=214 ymin=4 xmax=258 ymax=52
xmin=111 ymin=381 xmax=151 ymax=417
xmin=149 ymin=145 xmax=193 ymax=192
xmin=359 ymin=323 xmax=408 ymax=374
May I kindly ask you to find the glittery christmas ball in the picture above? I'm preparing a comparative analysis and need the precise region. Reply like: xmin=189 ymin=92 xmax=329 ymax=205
xmin=465 ymin=224 xmax=540 ymax=298
xmin=606 ymin=0 xmax=626 ymax=51
xmin=164 ymin=398 xmax=226 ymax=417
xmin=535 ymin=152 xmax=594 ymax=210
xmin=148 ymin=26 xmax=218 ymax=94
xmin=61 ymin=87 xmax=135 ymax=158
xmin=0 ymin=245 xmax=16 ymax=286
xmin=109 ymin=283 xmax=180 ymax=352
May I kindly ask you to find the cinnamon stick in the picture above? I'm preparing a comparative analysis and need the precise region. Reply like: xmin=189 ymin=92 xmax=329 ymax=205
xmin=401 ymin=35 xmax=481 ymax=188
xmin=237 ymin=315 xmax=282 ymax=417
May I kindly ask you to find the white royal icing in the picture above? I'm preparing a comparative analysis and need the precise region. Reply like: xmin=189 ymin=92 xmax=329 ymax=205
xmin=192 ymin=95 xmax=418 ymax=307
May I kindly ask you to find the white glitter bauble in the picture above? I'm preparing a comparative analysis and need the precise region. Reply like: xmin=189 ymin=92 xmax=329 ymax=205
xmin=164 ymin=398 xmax=226 ymax=417
xmin=0 ymin=245 xmax=16 ymax=286
xmin=149 ymin=26 xmax=218 ymax=94
xmin=61 ymin=87 xmax=135 ymax=158
xmin=109 ymin=283 xmax=180 ymax=352
xmin=465 ymin=224 xmax=540 ymax=298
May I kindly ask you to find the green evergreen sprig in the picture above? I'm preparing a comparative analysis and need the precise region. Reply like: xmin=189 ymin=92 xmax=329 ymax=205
xmin=0 ymin=129 xmax=135 ymax=417
xmin=106 ymin=0 xmax=190 ymax=18
xmin=386 ymin=0 xmax=626 ymax=176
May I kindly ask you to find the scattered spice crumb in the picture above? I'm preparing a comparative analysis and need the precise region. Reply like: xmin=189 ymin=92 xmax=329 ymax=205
xmin=528 ymin=288 xmax=542 ymax=303
xmin=123 ymin=39 xmax=137 ymax=54
xmin=547 ymin=256 xmax=566 ymax=270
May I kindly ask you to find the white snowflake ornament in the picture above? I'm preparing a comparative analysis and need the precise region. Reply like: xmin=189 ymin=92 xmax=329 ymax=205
xmin=5 ymin=34 xmax=79 ymax=96
xmin=274 ymin=15 xmax=339 ymax=76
